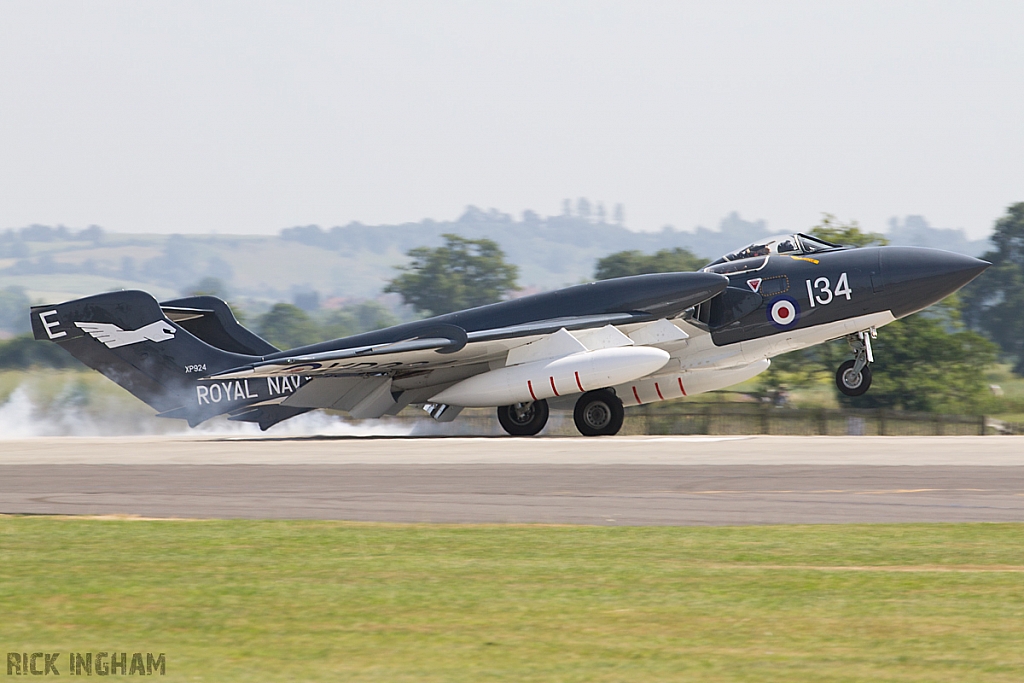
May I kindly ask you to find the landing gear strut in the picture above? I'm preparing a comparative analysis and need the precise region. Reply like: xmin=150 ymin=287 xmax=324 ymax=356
xmin=836 ymin=329 xmax=875 ymax=397
xmin=497 ymin=400 xmax=549 ymax=436
xmin=573 ymin=389 xmax=624 ymax=436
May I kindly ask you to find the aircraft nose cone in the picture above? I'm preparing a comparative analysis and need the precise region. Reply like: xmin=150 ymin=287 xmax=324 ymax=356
xmin=881 ymin=247 xmax=990 ymax=317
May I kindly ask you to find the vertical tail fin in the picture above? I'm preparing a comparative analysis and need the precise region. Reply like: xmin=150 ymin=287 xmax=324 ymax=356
xmin=31 ymin=290 xmax=272 ymax=426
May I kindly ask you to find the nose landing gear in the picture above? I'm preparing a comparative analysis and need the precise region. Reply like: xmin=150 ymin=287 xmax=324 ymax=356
xmin=836 ymin=329 xmax=875 ymax=397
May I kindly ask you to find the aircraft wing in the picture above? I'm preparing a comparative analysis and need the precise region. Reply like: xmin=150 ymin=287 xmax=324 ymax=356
xmin=206 ymin=311 xmax=651 ymax=380
xmin=464 ymin=312 xmax=642 ymax=342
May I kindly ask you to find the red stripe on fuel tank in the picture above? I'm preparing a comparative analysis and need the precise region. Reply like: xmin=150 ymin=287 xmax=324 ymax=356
xmin=574 ymin=371 xmax=584 ymax=392
xmin=528 ymin=380 xmax=538 ymax=401
xmin=678 ymin=377 xmax=687 ymax=396
xmin=632 ymin=386 xmax=641 ymax=405
xmin=549 ymin=376 xmax=559 ymax=396
xmin=655 ymin=382 xmax=664 ymax=400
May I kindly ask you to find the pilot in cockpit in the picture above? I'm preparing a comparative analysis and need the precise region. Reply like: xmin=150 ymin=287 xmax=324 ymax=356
xmin=736 ymin=243 xmax=771 ymax=259
xmin=707 ymin=233 xmax=842 ymax=267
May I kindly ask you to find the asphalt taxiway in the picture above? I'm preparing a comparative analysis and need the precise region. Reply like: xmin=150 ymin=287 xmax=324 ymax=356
xmin=2 ymin=435 xmax=1022 ymax=525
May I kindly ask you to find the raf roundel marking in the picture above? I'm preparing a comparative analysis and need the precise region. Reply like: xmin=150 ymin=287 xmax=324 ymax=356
xmin=767 ymin=295 xmax=800 ymax=329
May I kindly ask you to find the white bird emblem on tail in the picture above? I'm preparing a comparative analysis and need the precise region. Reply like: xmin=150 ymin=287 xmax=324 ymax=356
xmin=74 ymin=320 xmax=177 ymax=348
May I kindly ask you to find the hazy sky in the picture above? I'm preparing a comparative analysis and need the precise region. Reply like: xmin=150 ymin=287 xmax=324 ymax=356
xmin=1 ymin=1 xmax=1021 ymax=238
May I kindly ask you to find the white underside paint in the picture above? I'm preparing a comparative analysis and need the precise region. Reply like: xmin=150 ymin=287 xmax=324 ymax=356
xmin=608 ymin=310 xmax=897 ymax=408
xmin=735 ymin=310 xmax=897 ymax=363
xmin=429 ymin=345 xmax=671 ymax=407
xmin=427 ymin=310 xmax=897 ymax=409
xmin=258 ymin=311 xmax=900 ymax=414
xmin=614 ymin=359 xmax=772 ymax=408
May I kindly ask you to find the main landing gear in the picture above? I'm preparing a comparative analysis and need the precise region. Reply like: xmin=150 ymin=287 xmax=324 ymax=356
xmin=497 ymin=400 xmax=549 ymax=436
xmin=836 ymin=329 xmax=875 ymax=397
xmin=573 ymin=389 xmax=625 ymax=437
xmin=496 ymin=389 xmax=626 ymax=437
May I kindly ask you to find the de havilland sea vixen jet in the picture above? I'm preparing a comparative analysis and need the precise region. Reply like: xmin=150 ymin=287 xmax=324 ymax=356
xmin=31 ymin=234 xmax=988 ymax=436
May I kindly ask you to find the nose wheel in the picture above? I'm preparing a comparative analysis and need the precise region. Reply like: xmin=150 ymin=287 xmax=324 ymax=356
xmin=836 ymin=359 xmax=872 ymax=396
xmin=497 ymin=400 xmax=549 ymax=436
xmin=573 ymin=389 xmax=625 ymax=436
xmin=836 ymin=329 xmax=875 ymax=397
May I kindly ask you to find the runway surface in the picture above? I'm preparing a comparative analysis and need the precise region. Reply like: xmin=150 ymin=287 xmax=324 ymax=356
xmin=2 ymin=435 xmax=1023 ymax=525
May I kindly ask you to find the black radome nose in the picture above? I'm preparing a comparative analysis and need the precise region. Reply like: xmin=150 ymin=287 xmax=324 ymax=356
xmin=881 ymin=247 xmax=990 ymax=318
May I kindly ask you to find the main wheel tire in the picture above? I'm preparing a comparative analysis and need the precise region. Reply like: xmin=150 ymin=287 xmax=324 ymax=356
xmin=573 ymin=389 xmax=625 ymax=437
xmin=836 ymin=360 xmax=872 ymax=397
xmin=497 ymin=400 xmax=549 ymax=436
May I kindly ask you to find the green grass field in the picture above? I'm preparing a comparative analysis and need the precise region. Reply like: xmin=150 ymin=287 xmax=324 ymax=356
xmin=2 ymin=518 xmax=1023 ymax=681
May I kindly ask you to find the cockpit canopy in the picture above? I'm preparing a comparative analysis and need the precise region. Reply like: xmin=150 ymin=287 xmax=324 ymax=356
xmin=705 ymin=233 xmax=844 ymax=268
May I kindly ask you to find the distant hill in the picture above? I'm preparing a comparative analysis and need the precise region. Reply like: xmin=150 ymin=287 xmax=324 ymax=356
xmin=0 ymin=208 xmax=992 ymax=333
xmin=885 ymin=215 xmax=990 ymax=255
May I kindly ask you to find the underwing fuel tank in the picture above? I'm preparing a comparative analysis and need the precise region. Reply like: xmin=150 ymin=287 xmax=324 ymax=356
xmin=429 ymin=346 xmax=671 ymax=408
